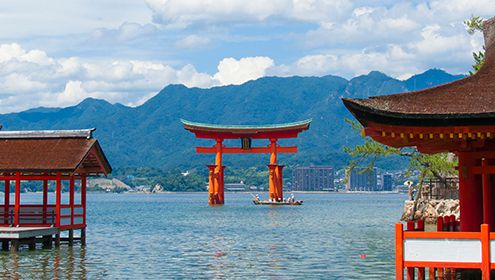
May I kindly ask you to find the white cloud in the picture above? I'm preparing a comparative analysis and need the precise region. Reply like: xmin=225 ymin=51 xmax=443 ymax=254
xmin=92 ymin=22 xmax=158 ymax=42
xmin=0 ymin=1 xmax=493 ymax=113
xmin=176 ymin=35 xmax=210 ymax=49
xmin=1 ymin=74 xmax=47 ymax=93
xmin=145 ymin=0 xmax=352 ymax=27
xmin=0 ymin=0 xmax=151 ymax=38
xmin=0 ymin=43 xmax=281 ymax=112
xmin=213 ymin=57 xmax=274 ymax=85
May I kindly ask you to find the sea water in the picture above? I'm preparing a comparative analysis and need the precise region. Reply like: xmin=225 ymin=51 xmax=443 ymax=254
xmin=0 ymin=192 xmax=405 ymax=279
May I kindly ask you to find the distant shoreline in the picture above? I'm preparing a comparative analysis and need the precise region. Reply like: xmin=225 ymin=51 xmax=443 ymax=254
xmin=83 ymin=190 xmax=404 ymax=195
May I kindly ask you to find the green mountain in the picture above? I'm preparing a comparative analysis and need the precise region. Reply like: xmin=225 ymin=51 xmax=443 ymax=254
xmin=0 ymin=69 xmax=464 ymax=171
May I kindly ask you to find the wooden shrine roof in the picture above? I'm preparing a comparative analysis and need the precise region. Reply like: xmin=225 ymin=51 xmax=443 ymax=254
xmin=0 ymin=129 xmax=112 ymax=174
xmin=343 ymin=17 xmax=495 ymax=127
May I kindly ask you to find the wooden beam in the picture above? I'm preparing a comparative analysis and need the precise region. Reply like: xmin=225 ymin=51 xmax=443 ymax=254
xmin=81 ymin=174 xmax=86 ymax=226
xmin=14 ymin=172 xmax=20 ymax=226
xmin=196 ymin=146 xmax=298 ymax=154
xmin=55 ymin=172 xmax=61 ymax=228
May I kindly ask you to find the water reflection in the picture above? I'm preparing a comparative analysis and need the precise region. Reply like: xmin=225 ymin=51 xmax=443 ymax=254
xmin=0 ymin=246 xmax=87 ymax=280
xmin=0 ymin=193 xmax=405 ymax=279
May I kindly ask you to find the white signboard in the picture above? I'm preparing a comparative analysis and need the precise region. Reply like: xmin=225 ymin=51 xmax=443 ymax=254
xmin=404 ymin=238 xmax=481 ymax=263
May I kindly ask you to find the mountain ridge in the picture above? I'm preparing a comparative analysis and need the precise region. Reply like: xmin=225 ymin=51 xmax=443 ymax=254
xmin=0 ymin=69 xmax=465 ymax=170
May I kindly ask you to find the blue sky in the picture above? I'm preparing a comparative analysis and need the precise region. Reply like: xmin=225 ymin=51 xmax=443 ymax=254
xmin=0 ymin=0 xmax=493 ymax=112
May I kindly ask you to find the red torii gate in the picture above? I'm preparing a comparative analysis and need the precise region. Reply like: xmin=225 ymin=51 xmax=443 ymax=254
xmin=182 ymin=119 xmax=311 ymax=205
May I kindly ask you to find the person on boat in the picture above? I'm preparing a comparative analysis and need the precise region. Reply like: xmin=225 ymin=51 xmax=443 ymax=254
xmin=255 ymin=194 xmax=260 ymax=201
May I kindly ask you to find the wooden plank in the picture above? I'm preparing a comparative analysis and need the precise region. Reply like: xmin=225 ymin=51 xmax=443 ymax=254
xmin=0 ymin=227 xmax=59 ymax=239
xmin=196 ymin=146 xmax=298 ymax=154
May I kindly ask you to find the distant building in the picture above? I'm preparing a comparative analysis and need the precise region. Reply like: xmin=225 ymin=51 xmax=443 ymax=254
xmin=382 ymin=174 xmax=393 ymax=191
xmin=349 ymin=167 xmax=377 ymax=191
xmin=292 ymin=166 xmax=334 ymax=191
xmin=225 ymin=181 xmax=247 ymax=192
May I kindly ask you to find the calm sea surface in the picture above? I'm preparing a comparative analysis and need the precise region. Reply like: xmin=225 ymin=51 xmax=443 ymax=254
xmin=0 ymin=192 xmax=406 ymax=279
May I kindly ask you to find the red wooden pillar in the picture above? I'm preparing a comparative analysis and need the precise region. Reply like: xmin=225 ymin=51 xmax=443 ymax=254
xmin=481 ymin=158 xmax=495 ymax=231
xmin=416 ymin=220 xmax=425 ymax=280
xmin=207 ymin=165 xmax=216 ymax=205
xmin=55 ymin=172 xmax=61 ymax=227
xmin=212 ymin=139 xmax=224 ymax=205
xmin=268 ymin=139 xmax=278 ymax=200
xmin=276 ymin=165 xmax=284 ymax=200
xmin=395 ymin=223 xmax=404 ymax=280
xmin=457 ymin=152 xmax=483 ymax=231
xmin=219 ymin=166 xmax=225 ymax=204
xmin=268 ymin=164 xmax=277 ymax=201
xmin=481 ymin=224 xmax=490 ymax=280
xmin=405 ymin=222 xmax=415 ymax=280
xmin=14 ymin=172 xmax=20 ymax=226
xmin=42 ymin=178 xmax=48 ymax=225
xmin=81 ymin=174 xmax=87 ymax=226
xmin=70 ymin=174 xmax=75 ymax=226
xmin=4 ymin=180 xmax=9 ymax=225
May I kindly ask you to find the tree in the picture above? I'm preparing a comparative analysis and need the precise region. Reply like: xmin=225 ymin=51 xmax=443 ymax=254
xmin=344 ymin=119 xmax=456 ymax=182
xmin=343 ymin=119 xmax=457 ymax=220
xmin=465 ymin=16 xmax=486 ymax=75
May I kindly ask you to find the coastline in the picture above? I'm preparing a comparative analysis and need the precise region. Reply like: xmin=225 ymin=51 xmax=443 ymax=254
xmin=83 ymin=190 xmax=404 ymax=195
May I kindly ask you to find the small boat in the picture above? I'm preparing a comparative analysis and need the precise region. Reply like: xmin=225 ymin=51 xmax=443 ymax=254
xmin=252 ymin=199 xmax=303 ymax=205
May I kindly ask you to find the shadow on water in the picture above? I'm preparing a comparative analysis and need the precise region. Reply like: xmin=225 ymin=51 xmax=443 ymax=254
xmin=0 ymin=246 xmax=87 ymax=280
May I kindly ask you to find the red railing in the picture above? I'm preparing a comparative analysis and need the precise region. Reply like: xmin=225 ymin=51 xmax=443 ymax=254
xmin=0 ymin=204 xmax=85 ymax=229
xmin=396 ymin=220 xmax=492 ymax=280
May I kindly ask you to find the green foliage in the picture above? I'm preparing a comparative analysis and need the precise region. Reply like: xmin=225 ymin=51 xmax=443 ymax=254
xmin=224 ymin=166 xmax=268 ymax=187
xmin=344 ymin=119 xmax=457 ymax=182
xmin=464 ymin=16 xmax=484 ymax=35
xmin=152 ymin=172 xmax=206 ymax=192
xmin=470 ymin=51 xmax=485 ymax=75
xmin=112 ymin=166 xmax=271 ymax=192
xmin=465 ymin=16 xmax=486 ymax=75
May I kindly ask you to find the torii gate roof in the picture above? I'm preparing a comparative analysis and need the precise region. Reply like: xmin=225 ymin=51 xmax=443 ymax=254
xmin=181 ymin=119 xmax=311 ymax=139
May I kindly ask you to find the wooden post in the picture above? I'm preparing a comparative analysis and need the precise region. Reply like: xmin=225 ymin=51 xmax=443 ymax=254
xmin=42 ymin=235 xmax=52 ymax=249
xmin=437 ymin=216 xmax=444 ymax=231
xmin=405 ymin=221 xmax=414 ymax=280
xmin=70 ymin=174 xmax=75 ymax=226
xmin=55 ymin=172 xmax=61 ymax=228
xmin=1 ymin=241 xmax=8 ymax=251
xmin=10 ymin=240 xmax=19 ymax=252
xmin=14 ymin=172 xmax=20 ymax=227
xmin=457 ymin=153 xmax=483 ymax=231
xmin=481 ymin=159 xmax=494 ymax=230
xmin=219 ymin=166 xmax=225 ymax=204
xmin=269 ymin=139 xmax=278 ymax=201
xmin=395 ymin=223 xmax=404 ymax=280
xmin=68 ymin=229 xmax=74 ymax=246
xmin=4 ymin=180 xmax=9 ymax=225
xmin=436 ymin=216 xmax=444 ymax=279
xmin=212 ymin=139 xmax=224 ymax=205
xmin=268 ymin=164 xmax=277 ymax=201
xmin=481 ymin=224 xmax=490 ymax=280
xmin=443 ymin=216 xmax=452 ymax=279
xmin=415 ymin=220 xmax=425 ymax=280
xmin=81 ymin=228 xmax=86 ymax=246
xmin=55 ymin=234 xmax=60 ymax=247
xmin=207 ymin=165 xmax=216 ymax=204
xmin=276 ymin=165 xmax=284 ymax=201
xmin=28 ymin=237 xmax=36 ymax=250
xmin=81 ymin=174 xmax=86 ymax=226
xmin=43 ymin=178 xmax=48 ymax=225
